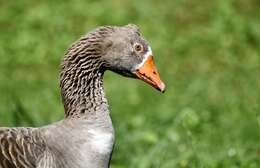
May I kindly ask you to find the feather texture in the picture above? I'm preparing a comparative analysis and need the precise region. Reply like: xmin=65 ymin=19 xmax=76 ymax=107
xmin=0 ymin=128 xmax=45 ymax=168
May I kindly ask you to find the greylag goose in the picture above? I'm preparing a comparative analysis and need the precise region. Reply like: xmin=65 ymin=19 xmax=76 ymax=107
xmin=0 ymin=24 xmax=165 ymax=168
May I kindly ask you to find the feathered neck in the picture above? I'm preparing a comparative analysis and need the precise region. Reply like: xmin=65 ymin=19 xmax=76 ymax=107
xmin=60 ymin=27 xmax=113 ymax=119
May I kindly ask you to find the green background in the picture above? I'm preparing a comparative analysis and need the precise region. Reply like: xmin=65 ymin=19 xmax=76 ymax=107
xmin=0 ymin=0 xmax=260 ymax=167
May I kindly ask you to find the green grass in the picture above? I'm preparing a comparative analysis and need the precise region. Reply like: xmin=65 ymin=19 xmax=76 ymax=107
xmin=0 ymin=0 xmax=260 ymax=167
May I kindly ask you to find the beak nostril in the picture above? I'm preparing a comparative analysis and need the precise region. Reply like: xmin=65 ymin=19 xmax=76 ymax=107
xmin=152 ymin=71 xmax=157 ymax=75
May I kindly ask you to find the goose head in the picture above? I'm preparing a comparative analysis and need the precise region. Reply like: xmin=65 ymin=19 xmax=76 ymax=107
xmin=99 ymin=24 xmax=166 ymax=92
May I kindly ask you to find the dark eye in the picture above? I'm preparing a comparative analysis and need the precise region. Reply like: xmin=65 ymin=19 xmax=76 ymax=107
xmin=134 ymin=43 xmax=143 ymax=53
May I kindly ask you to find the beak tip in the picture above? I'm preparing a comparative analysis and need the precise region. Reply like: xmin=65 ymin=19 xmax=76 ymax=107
xmin=159 ymin=82 xmax=166 ymax=93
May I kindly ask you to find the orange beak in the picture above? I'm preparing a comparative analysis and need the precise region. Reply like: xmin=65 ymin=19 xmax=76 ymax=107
xmin=134 ymin=56 xmax=166 ymax=92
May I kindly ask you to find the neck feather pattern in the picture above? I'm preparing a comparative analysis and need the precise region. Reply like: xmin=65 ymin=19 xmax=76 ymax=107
xmin=60 ymin=29 xmax=113 ymax=118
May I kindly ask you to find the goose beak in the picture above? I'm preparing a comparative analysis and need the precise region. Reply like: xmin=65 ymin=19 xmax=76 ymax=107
xmin=134 ymin=56 xmax=166 ymax=93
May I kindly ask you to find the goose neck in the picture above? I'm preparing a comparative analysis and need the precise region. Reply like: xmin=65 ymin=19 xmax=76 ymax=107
xmin=60 ymin=56 xmax=109 ymax=119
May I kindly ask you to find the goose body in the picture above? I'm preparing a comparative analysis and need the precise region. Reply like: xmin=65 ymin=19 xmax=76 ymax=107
xmin=0 ymin=24 xmax=165 ymax=168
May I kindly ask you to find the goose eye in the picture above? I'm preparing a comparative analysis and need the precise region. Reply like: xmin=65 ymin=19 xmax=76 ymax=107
xmin=134 ymin=43 xmax=143 ymax=53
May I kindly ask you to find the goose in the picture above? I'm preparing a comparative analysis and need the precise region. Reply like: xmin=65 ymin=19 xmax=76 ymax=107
xmin=0 ymin=24 xmax=165 ymax=168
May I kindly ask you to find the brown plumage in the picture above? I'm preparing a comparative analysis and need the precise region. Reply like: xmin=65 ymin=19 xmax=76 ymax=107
xmin=0 ymin=128 xmax=45 ymax=167
xmin=0 ymin=24 xmax=165 ymax=168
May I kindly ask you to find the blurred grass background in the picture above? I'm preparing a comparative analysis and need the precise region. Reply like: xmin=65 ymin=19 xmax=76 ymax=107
xmin=0 ymin=0 xmax=260 ymax=167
